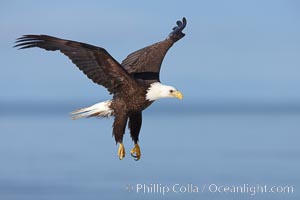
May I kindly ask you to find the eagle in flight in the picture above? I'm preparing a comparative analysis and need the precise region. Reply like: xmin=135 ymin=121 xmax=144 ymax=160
xmin=15 ymin=17 xmax=187 ymax=161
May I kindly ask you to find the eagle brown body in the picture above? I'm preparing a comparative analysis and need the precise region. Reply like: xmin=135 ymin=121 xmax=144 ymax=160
xmin=15 ymin=17 xmax=187 ymax=161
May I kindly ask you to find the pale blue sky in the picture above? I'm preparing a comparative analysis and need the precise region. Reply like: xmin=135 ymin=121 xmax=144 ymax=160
xmin=1 ymin=0 xmax=300 ymax=105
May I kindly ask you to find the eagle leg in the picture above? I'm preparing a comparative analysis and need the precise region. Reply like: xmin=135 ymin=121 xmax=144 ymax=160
xmin=130 ymin=144 xmax=141 ymax=161
xmin=117 ymin=143 xmax=125 ymax=160
xmin=113 ymin=113 xmax=128 ymax=160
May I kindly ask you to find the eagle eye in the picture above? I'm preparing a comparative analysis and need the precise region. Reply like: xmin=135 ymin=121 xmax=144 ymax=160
xmin=169 ymin=89 xmax=174 ymax=93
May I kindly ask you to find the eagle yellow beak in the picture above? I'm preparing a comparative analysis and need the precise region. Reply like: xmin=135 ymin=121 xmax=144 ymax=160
xmin=173 ymin=91 xmax=183 ymax=100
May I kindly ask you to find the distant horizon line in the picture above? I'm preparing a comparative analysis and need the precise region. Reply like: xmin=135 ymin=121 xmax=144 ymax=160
xmin=1 ymin=99 xmax=300 ymax=116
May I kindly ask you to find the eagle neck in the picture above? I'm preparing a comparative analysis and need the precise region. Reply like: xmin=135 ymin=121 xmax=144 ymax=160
xmin=146 ymin=82 xmax=167 ymax=101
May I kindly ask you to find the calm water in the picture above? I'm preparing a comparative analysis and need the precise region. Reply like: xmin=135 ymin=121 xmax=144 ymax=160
xmin=0 ymin=103 xmax=299 ymax=200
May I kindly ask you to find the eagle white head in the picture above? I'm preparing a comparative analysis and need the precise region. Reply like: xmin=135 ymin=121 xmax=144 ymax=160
xmin=146 ymin=82 xmax=183 ymax=101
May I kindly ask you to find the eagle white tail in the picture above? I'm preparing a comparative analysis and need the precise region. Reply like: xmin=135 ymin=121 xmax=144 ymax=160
xmin=71 ymin=100 xmax=113 ymax=120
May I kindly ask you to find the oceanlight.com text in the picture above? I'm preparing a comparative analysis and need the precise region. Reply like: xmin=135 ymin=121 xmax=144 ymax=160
xmin=125 ymin=183 xmax=294 ymax=196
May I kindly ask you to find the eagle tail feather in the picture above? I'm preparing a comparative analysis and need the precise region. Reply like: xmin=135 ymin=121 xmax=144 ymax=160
xmin=70 ymin=100 xmax=113 ymax=120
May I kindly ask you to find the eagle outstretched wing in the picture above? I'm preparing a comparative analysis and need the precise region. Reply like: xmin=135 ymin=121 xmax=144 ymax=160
xmin=14 ymin=35 xmax=136 ymax=94
xmin=121 ymin=17 xmax=187 ymax=83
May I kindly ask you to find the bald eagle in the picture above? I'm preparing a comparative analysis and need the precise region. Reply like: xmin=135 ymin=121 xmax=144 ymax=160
xmin=14 ymin=17 xmax=187 ymax=161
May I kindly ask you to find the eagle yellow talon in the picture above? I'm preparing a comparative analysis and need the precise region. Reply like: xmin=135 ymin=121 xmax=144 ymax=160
xmin=117 ymin=143 xmax=125 ymax=160
xmin=130 ymin=144 xmax=141 ymax=161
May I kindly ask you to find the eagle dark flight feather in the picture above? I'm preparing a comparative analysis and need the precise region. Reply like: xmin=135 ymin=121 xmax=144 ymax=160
xmin=14 ymin=35 xmax=136 ymax=94
xmin=122 ymin=17 xmax=187 ymax=82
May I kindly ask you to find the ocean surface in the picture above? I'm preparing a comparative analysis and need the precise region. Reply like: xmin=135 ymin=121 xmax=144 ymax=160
xmin=0 ymin=101 xmax=299 ymax=200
